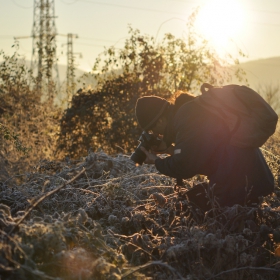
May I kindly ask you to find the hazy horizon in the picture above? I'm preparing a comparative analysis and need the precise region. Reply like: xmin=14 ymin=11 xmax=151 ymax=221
xmin=1 ymin=0 xmax=280 ymax=72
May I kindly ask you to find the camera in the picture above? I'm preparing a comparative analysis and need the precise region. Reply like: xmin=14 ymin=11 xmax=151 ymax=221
xmin=130 ymin=131 xmax=162 ymax=165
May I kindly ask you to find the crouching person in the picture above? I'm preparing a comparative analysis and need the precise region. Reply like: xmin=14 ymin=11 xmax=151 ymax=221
xmin=134 ymin=92 xmax=275 ymax=212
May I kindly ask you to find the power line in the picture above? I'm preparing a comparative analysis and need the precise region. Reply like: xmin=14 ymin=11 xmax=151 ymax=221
xmin=59 ymin=0 xmax=280 ymax=16
xmin=57 ymin=0 xmax=280 ymax=28
xmin=0 ymin=36 xmax=15 ymax=39
xmin=56 ymin=40 xmax=123 ymax=50
xmin=12 ymin=0 xmax=33 ymax=9
xmin=78 ymin=36 xmax=122 ymax=43
xmin=59 ymin=0 xmax=79 ymax=4
xmin=59 ymin=0 xmax=189 ymax=16
xmin=69 ymin=42 xmax=111 ymax=48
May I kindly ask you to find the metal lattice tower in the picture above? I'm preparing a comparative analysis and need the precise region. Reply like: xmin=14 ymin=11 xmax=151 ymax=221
xmin=66 ymin=33 xmax=79 ymax=105
xmin=67 ymin=33 xmax=75 ymax=96
xmin=31 ymin=0 xmax=59 ymax=87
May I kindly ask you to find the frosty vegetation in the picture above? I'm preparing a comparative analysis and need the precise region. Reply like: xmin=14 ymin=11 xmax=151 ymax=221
xmin=1 ymin=137 xmax=280 ymax=279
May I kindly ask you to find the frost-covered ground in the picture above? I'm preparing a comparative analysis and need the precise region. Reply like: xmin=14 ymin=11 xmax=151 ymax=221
xmin=0 ymin=146 xmax=280 ymax=280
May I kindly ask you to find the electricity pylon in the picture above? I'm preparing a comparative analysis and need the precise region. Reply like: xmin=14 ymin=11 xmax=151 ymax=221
xmin=31 ymin=0 xmax=59 ymax=91
xmin=67 ymin=33 xmax=77 ymax=96
xmin=66 ymin=33 xmax=81 ymax=106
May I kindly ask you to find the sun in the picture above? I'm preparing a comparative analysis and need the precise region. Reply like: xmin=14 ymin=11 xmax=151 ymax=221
xmin=195 ymin=0 xmax=245 ymax=55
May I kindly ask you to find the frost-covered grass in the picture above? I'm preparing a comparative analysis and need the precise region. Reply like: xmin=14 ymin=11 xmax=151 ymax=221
xmin=0 ymin=129 xmax=280 ymax=280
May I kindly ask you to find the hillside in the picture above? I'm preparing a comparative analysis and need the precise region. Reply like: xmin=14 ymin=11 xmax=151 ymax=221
xmin=74 ymin=57 xmax=280 ymax=92
xmin=232 ymin=57 xmax=280 ymax=89
xmin=21 ymin=56 xmax=280 ymax=94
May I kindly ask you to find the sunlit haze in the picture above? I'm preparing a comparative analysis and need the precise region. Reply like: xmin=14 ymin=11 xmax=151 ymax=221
xmin=195 ymin=0 xmax=245 ymax=56
xmin=0 ymin=0 xmax=280 ymax=76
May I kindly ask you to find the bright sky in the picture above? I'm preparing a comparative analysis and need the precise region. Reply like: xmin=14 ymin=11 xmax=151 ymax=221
xmin=1 ymin=0 xmax=280 ymax=72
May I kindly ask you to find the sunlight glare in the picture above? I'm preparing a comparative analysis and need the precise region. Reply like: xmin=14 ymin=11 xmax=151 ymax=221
xmin=195 ymin=0 xmax=245 ymax=55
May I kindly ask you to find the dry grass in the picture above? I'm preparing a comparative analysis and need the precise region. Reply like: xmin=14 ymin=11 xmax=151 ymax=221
xmin=1 ymin=141 xmax=280 ymax=280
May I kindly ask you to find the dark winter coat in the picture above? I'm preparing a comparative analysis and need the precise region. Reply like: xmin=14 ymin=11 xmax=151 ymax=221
xmin=155 ymin=100 xmax=274 ymax=209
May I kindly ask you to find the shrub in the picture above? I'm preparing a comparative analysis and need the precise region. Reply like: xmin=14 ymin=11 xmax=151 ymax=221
xmin=0 ymin=48 xmax=63 ymax=181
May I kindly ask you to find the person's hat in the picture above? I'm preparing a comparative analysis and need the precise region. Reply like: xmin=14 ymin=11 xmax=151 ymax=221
xmin=135 ymin=96 xmax=169 ymax=130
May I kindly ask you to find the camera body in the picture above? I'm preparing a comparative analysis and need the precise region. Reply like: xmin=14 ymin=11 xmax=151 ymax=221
xmin=130 ymin=131 xmax=162 ymax=165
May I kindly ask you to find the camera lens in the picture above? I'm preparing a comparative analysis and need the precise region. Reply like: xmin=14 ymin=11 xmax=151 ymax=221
xmin=130 ymin=145 xmax=146 ymax=165
xmin=130 ymin=131 xmax=159 ymax=165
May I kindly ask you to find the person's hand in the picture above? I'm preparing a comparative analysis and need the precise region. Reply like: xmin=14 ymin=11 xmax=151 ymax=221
xmin=140 ymin=147 xmax=159 ymax=164
xmin=151 ymin=140 xmax=168 ymax=154
xmin=164 ymin=145 xmax=175 ymax=155
xmin=151 ymin=141 xmax=175 ymax=155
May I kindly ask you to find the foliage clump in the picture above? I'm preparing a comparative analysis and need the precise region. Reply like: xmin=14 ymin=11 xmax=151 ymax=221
xmin=0 ymin=49 xmax=63 ymax=181
xmin=59 ymin=73 xmax=144 ymax=157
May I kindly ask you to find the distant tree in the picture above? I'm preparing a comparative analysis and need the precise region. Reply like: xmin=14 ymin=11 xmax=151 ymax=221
xmin=58 ymin=10 xmax=246 ymax=158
